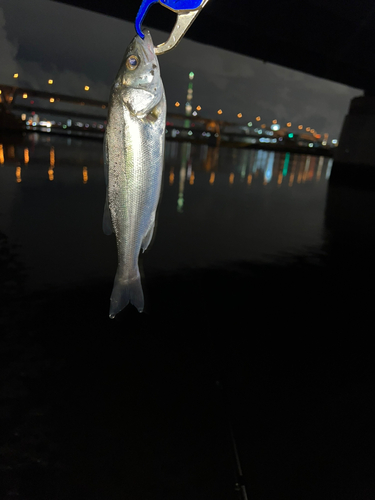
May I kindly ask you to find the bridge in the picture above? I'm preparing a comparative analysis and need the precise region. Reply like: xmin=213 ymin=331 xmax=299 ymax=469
xmin=52 ymin=0 xmax=375 ymax=92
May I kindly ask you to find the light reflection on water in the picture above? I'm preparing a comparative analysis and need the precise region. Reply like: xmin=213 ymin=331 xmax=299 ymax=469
xmin=0 ymin=133 xmax=333 ymax=291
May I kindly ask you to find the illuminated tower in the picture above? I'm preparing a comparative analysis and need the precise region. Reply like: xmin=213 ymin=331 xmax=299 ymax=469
xmin=184 ymin=71 xmax=194 ymax=129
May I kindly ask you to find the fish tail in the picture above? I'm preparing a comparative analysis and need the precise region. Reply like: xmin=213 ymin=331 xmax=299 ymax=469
xmin=109 ymin=270 xmax=144 ymax=319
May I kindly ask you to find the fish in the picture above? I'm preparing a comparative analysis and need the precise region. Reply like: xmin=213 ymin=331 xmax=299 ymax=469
xmin=103 ymin=30 xmax=166 ymax=319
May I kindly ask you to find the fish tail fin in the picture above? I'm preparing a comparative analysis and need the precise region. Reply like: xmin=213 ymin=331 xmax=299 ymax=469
xmin=109 ymin=271 xmax=144 ymax=319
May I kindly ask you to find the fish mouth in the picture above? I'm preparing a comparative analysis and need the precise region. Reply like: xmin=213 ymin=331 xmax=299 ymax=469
xmin=135 ymin=30 xmax=157 ymax=64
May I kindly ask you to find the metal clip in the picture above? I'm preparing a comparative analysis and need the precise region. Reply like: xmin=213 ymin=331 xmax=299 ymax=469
xmin=135 ymin=0 xmax=210 ymax=55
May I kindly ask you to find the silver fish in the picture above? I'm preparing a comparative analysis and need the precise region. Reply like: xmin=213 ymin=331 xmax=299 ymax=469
xmin=103 ymin=31 xmax=166 ymax=318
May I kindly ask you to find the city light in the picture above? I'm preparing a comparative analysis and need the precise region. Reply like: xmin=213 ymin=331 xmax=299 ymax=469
xmin=311 ymin=129 xmax=315 ymax=134
xmin=48 ymin=79 xmax=53 ymax=84
xmin=21 ymin=114 xmax=26 ymax=121
xmin=13 ymin=73 xmax=18 ymax=79
xmin=237 ymin=113 xmax=242 ymax=118
xmin=22 ymin=93 xmax=27 ymax=99
xmin=16 ymin=165 xmax=21 ymax=183
xmin=196 ymin=105 xmax=201 ymax=111
xmin=83 ymin=166 xmax=88 ymax=184
xmin=189 ymin=72 xmax=194 ymax=80
xmin=247 ymin=122 xmax=252 ymax=127
xmin=84 ymin=86 xmax=89 ymax=91
xmin=50 ymin=98 xmax=55 ymax=102
xmin=298 ymin=125 xmax=303 ymax=130
xmin=287 ymin=122 xmax=291 ymax=127
xmin=175 ymin=102 xmax=180 ymax=107
xmin=306 ymin=127 xmax=310 ymax=131
xmin=256 ymin=116 xmax=261 ymax=121
xmin=192 ymin=111 xmax=197 ymax=116
xmin=272 ymin=119 xmax=277 ymax=124
xmin=217 ymin=109 xmax=223 ymax=115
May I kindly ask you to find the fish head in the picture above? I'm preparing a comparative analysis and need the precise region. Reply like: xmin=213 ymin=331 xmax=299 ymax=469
xmin=114 ymin=31 xmax=163 ymax=117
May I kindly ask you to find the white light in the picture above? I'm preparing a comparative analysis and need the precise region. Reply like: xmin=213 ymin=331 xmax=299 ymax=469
xmin=188 ymin=130 xmax=193 ymax=135
xmin=270 ymin=124 xmax=280 ymax=131
xmin=332 ymin=139 xmax=337 ymax=144
xmin=309 ymin=143 xmax=314 ymax=148
xmin=259 ymin=137 xmax=270 ymax=143
xmin=192 ymin=111 xmax=197 ymax=116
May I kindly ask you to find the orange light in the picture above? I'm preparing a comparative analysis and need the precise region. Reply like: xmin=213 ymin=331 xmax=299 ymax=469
xmin=83 ymin=166 xmax=88 ymax=184
xmin=196 ymin=105 xmax=201 ymax=111
xmin=247 ymin=174 xmax=252 ymax=185
xmin=16 ymin=165 xmax=21 ymax=183
xmin=306 ymin=127 xmax=310 ymax=132
xmin=315 ymin=134 xmax=321 ymax=139
xmin=256 ymin=116 xmax=261 ymax=121
xmin=0 ymin=144 xmax=4 ymax=164
xmin=229 ymin=173 xmax=234 ymax=184
xmin=298 ymin=125 xmax=303 ymax=130
xmin=84 ymin=86 xmax=89 ymax=91
xmin=24 ymin=148 xmax=29 ymax=164
xmin=272 ymin=119 xmax=277 ymax=124
xmin=101 ymin=105 xmax=106 ymax=109
xmin=13 ymin=73 xmax=18 ymax=79
xmin=209 ymin=172 xmax=215 ymax=184
xmin=50 ymin=147 xmax=55 ymax=167
xmin=237 ymin=113 xmax=242 ymax=118
xmin=311 ymin=129 xmax=315 ymax=134
xmin=50 ymin=98 xmax=55 ymax=103
xmin=48 ymin=79 xmax=53 ymax=84
xmin=217 ymin=109 xmax=223 ymax=115
xmin=22 ymin=93 xmax=27 ymax=99
xmin=175 ymin=102 xmax=180 ymax=107
xmin=287 ymin=122 xmax=291 ymax=127
xmin=261 ymin=124 xmax=266 ymax=129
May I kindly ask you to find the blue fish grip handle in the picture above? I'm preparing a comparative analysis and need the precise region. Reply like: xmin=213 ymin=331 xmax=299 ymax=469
xmin=135 ymin=0 xmax=203 ymax=38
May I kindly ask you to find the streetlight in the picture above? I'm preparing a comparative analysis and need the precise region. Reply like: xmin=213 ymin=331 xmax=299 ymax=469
xmin=217 ymin=109 xmax=223 ymax=115
xmin=84 ymin=86 xmax=90 ymax=91
xmin=298 ymin=125 xmax=303 ymax=130
xmin=306 ymin=127 xmax=310 ymax=132
xmin=48 ymin=79 xmax=53 ymax=84
xmin=286 ymin=122 xmax=291 ymax=127
xmin=196 ymin=105 xmax=201 ymax=111
xmin=13 ymin=73 xmax=18 ymax=79
xmin=272 ymin=119 xmax=277 ymax=124
xmin=22 ymin=93 xmax=27 ymax=99
xmin=237 ymin=113 xmax=242 ymax=118
xmin=175 ymin=102 xmax=180 ymax=107
xmin=256 ymin=116 xmax=261 ymax=121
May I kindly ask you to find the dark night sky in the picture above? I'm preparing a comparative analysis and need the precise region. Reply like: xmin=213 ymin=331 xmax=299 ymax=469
xmin=0 ymin=0 xmax=362 ymax=139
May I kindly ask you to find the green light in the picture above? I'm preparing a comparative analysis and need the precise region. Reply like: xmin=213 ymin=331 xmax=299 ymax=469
xmin=283 ymin=152 xmax=290 ymax=176
xmin=288 ymin=133 xmax=293 ymax=138
xmin=189 ymin=71 xmax=194 ymax=79
xmin=247 ymin=122 xmax=252 ymax=127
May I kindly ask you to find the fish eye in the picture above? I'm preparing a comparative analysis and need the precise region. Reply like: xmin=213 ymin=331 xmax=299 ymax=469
xmin=126 ymin=55 xmax=140 ymax=70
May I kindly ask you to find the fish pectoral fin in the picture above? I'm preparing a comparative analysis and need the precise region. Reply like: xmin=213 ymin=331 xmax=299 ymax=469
xmin=141 ymin=221 xmax=155 ymax=252
xmin=103 ymin=195 xmax=113 ymax=235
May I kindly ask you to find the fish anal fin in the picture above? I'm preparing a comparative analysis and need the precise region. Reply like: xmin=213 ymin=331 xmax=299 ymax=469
xmin=141 ymin=221 xmax=155 ymax=252
xmin=103 ymin=195 xmax=113 ymax=235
